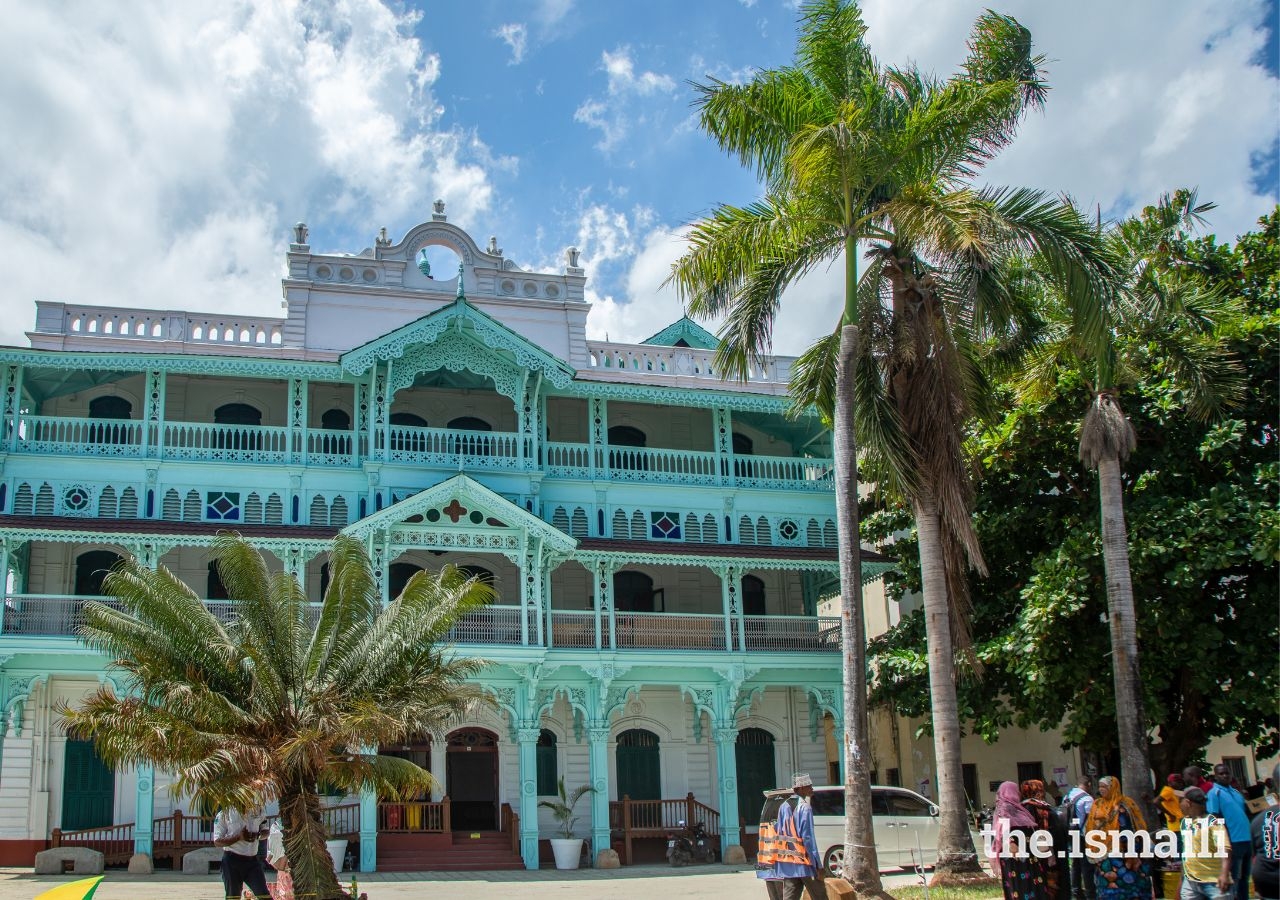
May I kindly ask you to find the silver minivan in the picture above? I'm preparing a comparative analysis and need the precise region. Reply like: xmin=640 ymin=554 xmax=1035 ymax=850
xmin=759 ymin=784 xmax=940 ymax=876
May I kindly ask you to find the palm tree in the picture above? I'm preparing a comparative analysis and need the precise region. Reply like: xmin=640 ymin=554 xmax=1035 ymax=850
xmin=61 ymin=533 xmax=492 ymax=900
xmin=1020 ymin=189 xmax=1242 ymax=797
xmin=671 ymin=0 xmax=1110 ymax=879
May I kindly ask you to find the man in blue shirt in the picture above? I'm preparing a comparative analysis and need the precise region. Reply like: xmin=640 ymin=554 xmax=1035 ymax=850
xmin=1062 ymin=776 xmax=1096 ymax=900
xmin=1207 ymin=763 xmax=1253 ymax=900
xmin=769 ymin=773 xmax=825 ymax=900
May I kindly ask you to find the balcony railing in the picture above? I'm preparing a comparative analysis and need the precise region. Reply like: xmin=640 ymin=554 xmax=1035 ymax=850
xmin=377 ymin=425 xmax=528 ymax=469
xmin=8 ymin=414 xmax=831 ymax=490
xmin=615 ymin=611 xmax=728 ymax=651
xmin=1 ymin=595 xmax=840 ymax=653
xmin=742 ymin=614 xmax=840 ymax=651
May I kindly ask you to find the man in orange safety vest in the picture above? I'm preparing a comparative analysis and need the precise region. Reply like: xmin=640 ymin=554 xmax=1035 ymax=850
xmin=757 ymin=773 xmax=825 ymax=899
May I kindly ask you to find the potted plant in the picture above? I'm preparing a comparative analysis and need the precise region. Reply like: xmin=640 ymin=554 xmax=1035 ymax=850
xmin=539 ymin=776 xmax=595 ymax=870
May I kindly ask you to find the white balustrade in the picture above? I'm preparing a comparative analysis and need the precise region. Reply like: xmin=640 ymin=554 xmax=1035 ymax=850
xmin=4 ymin=596 xmax=325 ymax=636
xmin=15 ymin=415 xmax=145 ymax=457
xmin=53 ymin=304 xmax=285 ymax=347
xmin=162 ymin=421 xmax=290 ymax=463
xmin=733 ymin=454 xmax=834 ymax=489
xmin=742 ymin=615 xmax=840 ymax=651
xmin=307 ymin=430 xmax=356 ymax=465
xmin=584 ymin=340 xmax=794 ymax=385
xmin=607 ymin=446 xmax=719 ymax=484
xmin=544 ymin=442 xmax=596 ymax=473
xmin=382 ymin=425 xmax=523 ymax=467
xmin=614 ymin=611 xmax=728 ymax=651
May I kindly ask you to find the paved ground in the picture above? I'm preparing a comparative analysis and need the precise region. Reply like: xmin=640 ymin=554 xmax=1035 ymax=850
xmin=0 ymin=865 xmax=927 ymax=899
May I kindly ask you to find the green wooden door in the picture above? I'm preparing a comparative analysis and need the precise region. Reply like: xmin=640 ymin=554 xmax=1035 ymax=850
xmin=735 ymin=728 xmax=777 ymax=826
xmin=615 ymin=729 xmax=661 ymax=801
xmin=62 ymin=739 xmax=114 ymax=831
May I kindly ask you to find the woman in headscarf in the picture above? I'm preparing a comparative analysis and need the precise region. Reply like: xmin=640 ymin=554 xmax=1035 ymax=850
xmin=1022 ymin=780 xmax=1070 ymax=900
xmin=1084 ymin=775 xmax=1151 ymax=900
xmin=991 ymin=780 xmax=1049 ymax=900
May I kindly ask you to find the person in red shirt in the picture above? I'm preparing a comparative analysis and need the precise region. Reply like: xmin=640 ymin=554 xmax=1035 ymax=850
xmin=1184 ymin=766 xmax=1215 ymax=795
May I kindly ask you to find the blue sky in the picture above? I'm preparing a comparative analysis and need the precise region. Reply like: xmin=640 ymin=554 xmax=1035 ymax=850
xmin=0 ymin=0 xmax=1276 ymax=353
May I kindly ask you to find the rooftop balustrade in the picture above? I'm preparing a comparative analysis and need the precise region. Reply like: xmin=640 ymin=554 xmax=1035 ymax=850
xmin=0 ymin=595 xmax=840 ymax=653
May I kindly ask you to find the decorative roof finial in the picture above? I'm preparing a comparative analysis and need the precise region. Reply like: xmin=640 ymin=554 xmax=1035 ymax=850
xmin=292 ymin=222 xmax=309 ymax=246
xmin=456 ymin=262 xmax=466 ymax=300
xmin=487 ymin=235 xmax=502 ymax=256
xmin=432 ymin=199 xmax=446 ymax=221
xmin=418 ymin=249 xmax=432 ymax=278
xmin=566 ymin=246 xmax=581 ymax=269
xmin=376 ymin=226 xmax=390 ymax=248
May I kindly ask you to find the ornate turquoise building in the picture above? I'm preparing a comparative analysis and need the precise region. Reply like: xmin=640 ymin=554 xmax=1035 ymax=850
xmin=0 ymin=211 xmax=889 ymax=870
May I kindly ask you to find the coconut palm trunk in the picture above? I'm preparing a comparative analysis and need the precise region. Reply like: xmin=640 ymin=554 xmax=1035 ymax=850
xmin=1082 ymin=390 xmax=1151 ymax=796
xmin=913 ymin=497 xmax=979 ymax=875
xmin=834 ymin=318 xmax=884 ymax=893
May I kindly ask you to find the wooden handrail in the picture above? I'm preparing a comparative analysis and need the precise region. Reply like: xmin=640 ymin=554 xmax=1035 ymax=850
xmin=608 ymin=794 xmax=720 ymax=865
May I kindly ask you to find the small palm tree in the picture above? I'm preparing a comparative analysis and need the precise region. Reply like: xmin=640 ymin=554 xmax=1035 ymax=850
xmin=61 ymin=533 xmax=492 ymax=900
xmin=538 ymin=776 xmax=596 ymax=839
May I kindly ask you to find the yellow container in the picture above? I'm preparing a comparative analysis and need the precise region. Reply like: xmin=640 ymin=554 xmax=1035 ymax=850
xmin=1161 ymin=870 xmax=1181 ymax=897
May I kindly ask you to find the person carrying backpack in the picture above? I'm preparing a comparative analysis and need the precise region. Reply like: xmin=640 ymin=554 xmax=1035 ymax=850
xmin=1062 ymin=777 xmax=1096 ymax=900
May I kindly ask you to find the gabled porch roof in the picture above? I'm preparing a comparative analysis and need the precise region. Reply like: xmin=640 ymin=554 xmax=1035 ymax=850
xmin=640 ymin=316 xmax=720 ymax=351
xmin=339 ymin=294 xmax=576 ymax=389
xmin=341 ymin=474 xmax=577 ymax=553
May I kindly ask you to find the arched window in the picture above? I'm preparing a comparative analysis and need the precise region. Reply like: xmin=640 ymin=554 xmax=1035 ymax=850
xmin=536 ymin=729 xmax=558 ymax=796
xmin=88 ymin=396 xmax=132 ymax=445
xmin=615 ymin=729 xmax=660 ymax=801
xmin=321 ymin=408 xmax=350 ymax=430
xmin=457 ymin=564 xmax=495 ymax=585
xmin=207 ymin=561 xmax=228 ymax=600
xmin=607 ymin=425 xmax=648 ymax=470
xmin=389 ymin=412 xmax=428 ymax=428
xmin=214 ymin=403 xmax=262 ymax=426
xmin=319 ymin=562 xmax=330 ymax=602
xmin=613 ymin=570 xmax=658 ymax=613
xmin=388 ymin=562 xmax=423 ymax=600
xmin=74 ymin=550 xmax=122 ymax=597
xmin=448 ymin=416 xmax=491 ymax=432
xmin=741 ymin=574 xmax=766 ymax=616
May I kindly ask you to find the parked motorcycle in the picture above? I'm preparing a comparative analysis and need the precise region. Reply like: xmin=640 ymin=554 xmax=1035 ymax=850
xmin=666 ymin=819 xmax=717 ymax=866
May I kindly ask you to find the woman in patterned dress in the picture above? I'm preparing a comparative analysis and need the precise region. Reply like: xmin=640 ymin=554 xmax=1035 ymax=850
xmin=1022 ymin=779 xmax=1070 ymax=900
xmin=1084 ymin=776 xmax=1151 ymax=900
xmin=264 ymin=821 xmax=294 ymax=900
xmin=991 ymin=780 xmax=1050 ymax=900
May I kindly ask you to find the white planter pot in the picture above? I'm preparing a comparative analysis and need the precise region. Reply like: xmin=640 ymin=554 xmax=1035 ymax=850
xmin=550 ymin=837 xmax=583 ymax=870
xmin=325 ymin=839 xmax=348 ymax=875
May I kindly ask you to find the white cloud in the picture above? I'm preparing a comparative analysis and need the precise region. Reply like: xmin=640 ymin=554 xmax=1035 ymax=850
xmin=575 ymin=47 xmax=676 ymax=152
xmin=859 ymin=0 xmax=1278 ymax=240
xmin=494 ymin=23 xmax=528 ymax=65
xmin=0 ymin=0 xmax=503 ymax=343
xmin=534 ymin=0 xmax=575 ymax=29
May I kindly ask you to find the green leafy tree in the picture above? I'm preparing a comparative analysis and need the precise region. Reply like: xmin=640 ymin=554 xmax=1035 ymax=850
xmin=868 ymin=206 xmax=1277 ymax=778
xmin=670 ymin=0 xmax=1108 ymax=878
xmin=62 ymin=533 xmax=492 ymax=900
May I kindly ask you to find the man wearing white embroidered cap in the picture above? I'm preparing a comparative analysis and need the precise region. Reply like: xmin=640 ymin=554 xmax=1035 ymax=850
xmin=765 ymin=773 xmax=825 ymax=899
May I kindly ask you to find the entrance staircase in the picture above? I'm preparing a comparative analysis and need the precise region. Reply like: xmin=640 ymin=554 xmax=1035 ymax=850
xmin=376 ymin=830 xmax=525 ymax=872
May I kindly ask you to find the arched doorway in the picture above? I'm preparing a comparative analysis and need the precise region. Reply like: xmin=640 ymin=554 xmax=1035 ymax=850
xmin=446 ymin=728 xmax=499 ymax=830
xmin=388 ymin=562 xmax=423 ymax=600
xmin=614 ymin=570 xmax=660 ymax=613
xmin=607 ymin=425 xmax=648 ymax=470
xmin=741 ymin=575 xmax=766 ymax=616
xmin=88 ymin=396 xmax=132 ymax=444
xmin=735 ymin=728 xmax=777 ymax=828
xmin=615 ymin=728 xmax=660 ymax=801
xmin=213 ymin=402 xmax=262 ymax=451
xmin=74 ymin=550 xmax=122 ymax=597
